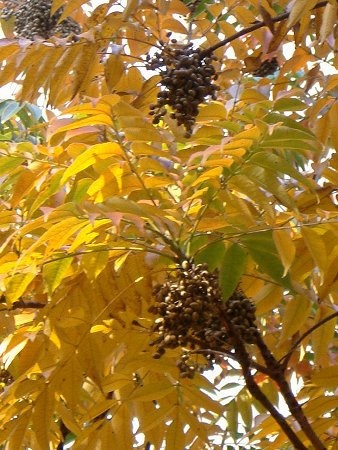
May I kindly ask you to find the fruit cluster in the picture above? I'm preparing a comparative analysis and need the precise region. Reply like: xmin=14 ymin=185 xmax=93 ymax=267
xmin=149 ymin=260 xmax=258 ymax=377
xmin=223 ymin=289 xmax=259 ymax=344
xmin=252 ymin=57 xmax=279 ymax=77
xmin=1 ymin=0 xmax=81 ymax=40
xmin=146 ymin=40 xmax=219 ymax=138
xmin=0 ymin=367 xmax=13 ymax=388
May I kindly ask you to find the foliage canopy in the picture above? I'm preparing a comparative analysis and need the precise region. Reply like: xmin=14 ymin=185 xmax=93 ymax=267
xmin=0 ymin=0 xmax=337 ymax=448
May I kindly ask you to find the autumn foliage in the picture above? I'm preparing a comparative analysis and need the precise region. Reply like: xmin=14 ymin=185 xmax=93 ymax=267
xmin=0 ymin=0 xmax=337 ymax=448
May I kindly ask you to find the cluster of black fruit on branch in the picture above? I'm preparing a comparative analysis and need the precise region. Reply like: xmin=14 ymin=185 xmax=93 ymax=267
xmin=0 ymin=0 xmax=81 ymax=39
xmin=146 ymin=38 xmax=219 ymax=138
xmin=253 ymin=57 xmax=279 ymax=77
xmin=0 ymin=367 xmax=13 ymax=389
xmin=149 ymin=261 xmax=259 ymax=378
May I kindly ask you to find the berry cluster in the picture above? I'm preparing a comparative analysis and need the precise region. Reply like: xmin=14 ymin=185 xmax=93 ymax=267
xmin=223 ymin=289 xmax=259 ymax=344
xmin=146 ymin=40 xmax=219 ymax=138
xmin=253 ymin=57 xmax=279 ymax=77
xmin=0 ymin=367 xmax=13 ymax=388
xmin=149 ymin=261 xmax=258 ymax=378
xmin=4 ymin=0 xmax=81 ymax=40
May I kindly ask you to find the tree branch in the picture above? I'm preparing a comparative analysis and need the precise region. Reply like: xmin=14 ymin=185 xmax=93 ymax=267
xmin=254 ymin=334 xmax=326 ymax=450
xmin=228 ymin=328 xmax=308 ymax=450
xmin=201 ymin=1 xmax=328 ymax=57
xmin=0 ymin=297 xmax=46 ymax=310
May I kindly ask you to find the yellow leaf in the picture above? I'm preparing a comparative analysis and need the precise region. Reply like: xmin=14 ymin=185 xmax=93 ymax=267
xmin=198 ymin=103 xmax=227 ymax=120
xmin=278 ymin=295 xmax=311 ymax=344
xmin=272 ymin=229 xmax=296 ymax=276
xmin=1 ymin=334 xmax=29 ymax=368
xmin=40 ymin=218 xmax=86 ymax=255
xmin=240 ymin=88 xmax=269 ymax=103
xmin=303 ymin=395 xmax=338 ymax=419
xmin=183 ymin=385 xmax=223 ymax=415
xmin=139 ymin=404 xmax=176 ymax=433
xmin=10 ymin=168 xmax=44 ymax=207
xmin=61 ymin=143 xmax=123 ymax=183
xmin=235 ymin=126 xmax=261 ymax=141
xmin=56 ymin=402 xmax=82 ymax=436
xmin=191 ymin=167 xmax=222 ymax=186
xmin=104 ymin=55 xmax=125 ymax=91
xmin=312 ymin=365 xmax=338 ymax=388
xmin=52 ymin=0 xmax=87 ymax=18
xmin=287 ymin=0 xmax=318 ymax=27
xmin=302 ymin=227 xmax=328 ymax=277
xmin=254 ymin=285 xmax=284 ymax=315
xmin=49 ymin=46 xmax=81 ymax=106
xmin=114 ymin=251 xmax=130 ymax=272
xmin=166 ymin=418 xmax=186 ymax=450
xmin=203 ymin=158 xmax=234 ymax=168
xmin=32 ymin=388 xmax=54 ymax=450
xmin=319 ymin=1 xmax=337 ymax=43
xmin=195 ymin=216 xmax=229 ymax=231
xmin=127 ymin=381 xmax=174 ymax=402
xmin=73 ymin=43 xmax=100 ymax=97
xmin=69 ymin=220 xmax=111 ymax=252
xmin=101 ymin=373 xmax=133 ymax=394
xmin=54 ymin=114 xmax=114 ymax=137
xmin=0 ymin=411 xmax=31 ymax=450
xmin=43 ymin=257 xmax=73 ymax=295
xmin=312 ymin=304 xmax=336 ymax=367
xmin=114 ymin=101 xmax=163 ymax=142
xmin=110 ymin=404 xmax=134 ymax=449
xmin=161 ymin=18 xmax=187 ymax=34
xmin=0 ymin=210 xmax=16 ymax=227
xmin=57 ymin=357 xmax=83 ymax=410
xmin=122 ymin=0 xmax=140 ymax=20
xmin=5 ymin=271 xmax=37 ymax=304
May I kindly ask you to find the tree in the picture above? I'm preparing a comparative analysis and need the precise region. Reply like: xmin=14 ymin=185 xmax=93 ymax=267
xmin=0 ymin=0 xmax=337 ymax=448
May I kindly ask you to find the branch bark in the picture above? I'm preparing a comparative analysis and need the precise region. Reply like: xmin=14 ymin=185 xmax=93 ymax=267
xmin=228 ymin=328 xmax=308 ymax=450
xmin=255 ymin=334 xmax=326 ymax=450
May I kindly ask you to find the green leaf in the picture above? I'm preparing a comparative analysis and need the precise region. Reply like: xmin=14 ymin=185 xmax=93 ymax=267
xmin=273 ymin=98 xmax=307 ymax=111
xmin=219 ymin=243 xmax=246 ymax=301
xmin=0 ymin=155 xmax=25 ymax=177
xmin=249 ymin=152 xmax=313 ymax=188
xmin=43 ymin=256 xmax=73 ymax=295
xmin=195 ymin=240 xmax=226 ymax=271
xmin=242 ymin=231 xmax=292 ymax=289
xmin=227 ymin=399 xmax=238 ymax=438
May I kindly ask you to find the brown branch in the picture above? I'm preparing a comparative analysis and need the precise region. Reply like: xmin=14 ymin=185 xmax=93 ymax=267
xmin=0 ymin=297 xmax=46 ymax=310
xmin=254 ymin=334 xmax=326 ymax=450
xmin=201 ymin=1 xmax=328 ymax=57
xmin=228 ymin=328 xmax=308 ymax=450
xmin=280 ymin=310 xmax=338 ymax=367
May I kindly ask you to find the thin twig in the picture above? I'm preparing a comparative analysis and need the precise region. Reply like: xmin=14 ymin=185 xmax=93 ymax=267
xmin=201 ymin=1 xmax=328 ymax=57
xmin=280 ymin=310 xmax=338 ymax=367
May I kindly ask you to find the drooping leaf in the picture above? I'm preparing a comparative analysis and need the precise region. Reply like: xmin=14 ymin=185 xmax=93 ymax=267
xmin=278 ymin=295 xmax=311 ymax=344
xmin=43 ymin=256 xmax=73 ymax=295
xmin=242 ymin=231 xmax=292 ymax=289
